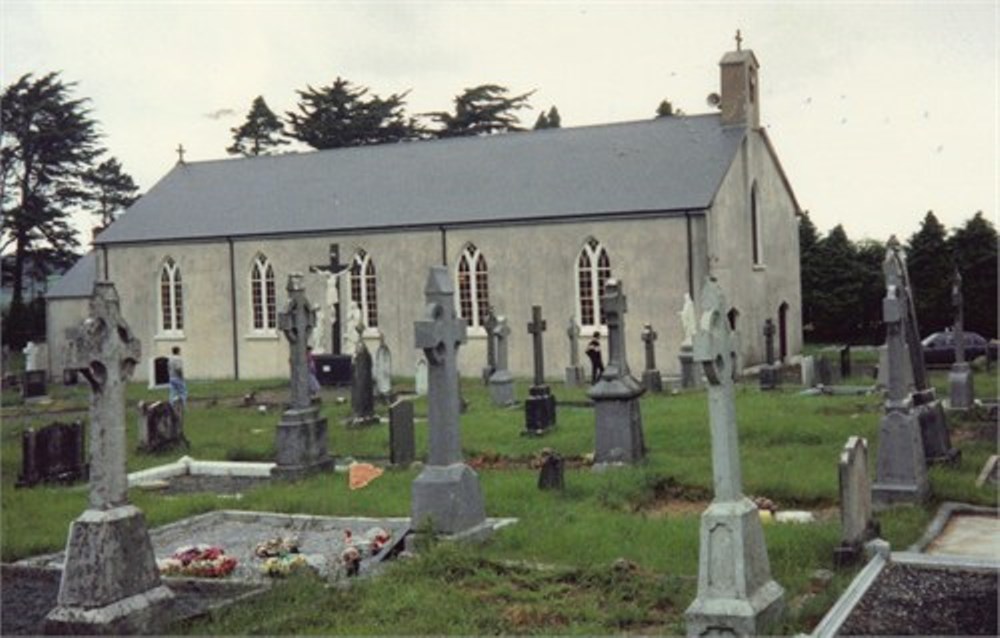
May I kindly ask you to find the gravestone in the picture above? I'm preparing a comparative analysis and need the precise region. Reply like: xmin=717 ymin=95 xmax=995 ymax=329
xmin=44 ymin=282 xmax=174 ymax=634
xmin=314 ymin=353 xmax=351 ymax=386
xmin=349 ymin=323 xmax=378 ymax=426
xmin=589 ymin=280 xmax=646 ymax=465
xmin=147 ymin=355 xmax=170 ymax=389
xmin=565 ymin=317 xmax=585 ymax=387
xmin=481 ymin=308 xmax=498 ymax=385
xmin=411 ymin=266 xmax=486 ymax=535
xmin=685 ymin=277 xmax=785 ymax=636
xmin=389 ymin=399 xmax=415 ymax=467
xmin=414 ymin=356 xmax=428 ymax=396
xmin=816 ymin=355 xmax=839 ymax=386
xmin=21 ymin=369 xmax=47 ymax=401
xmin=537 ymin=450 xmax=564 ymax=491
xmin=872 ymin=254 xmax=930 ymax=509
xmin=22 ymin=341 xmax=41 ymax=371
xmin=800 ymin=355 xmax=816 ymax=388
xmin=833 ymin=436 xmax=880 ymax=566
xmin=272 ymin=273 xmax=335 ymax=480
xmin=885 ymin=237 xmax=958 ymax=464
xmin=678 ymin=293 xmax=699 ymax=389
xmin=374 ymin=331 xmax=393 ymax=399
xmin=17 ymin=421 xmax=88 ymax=487
xmin=840 ymin=345 xmax=852 ymax=379
xmin=640 ymin=324 xmax=663 ymax=393
xmin=488 ymin=316 xmax=516 ymax=407
xmin=876 ymin=343 xmax=913 ymax=389
xmin=759 ymin=318 xmax=780 ymax=390
xmin=947 ymin=269 xmax=974 ymax=409
xmin=524 ymin=305 xmax=556 ymax=434
xmin=136 ymin=400 xmax=188 ymax=453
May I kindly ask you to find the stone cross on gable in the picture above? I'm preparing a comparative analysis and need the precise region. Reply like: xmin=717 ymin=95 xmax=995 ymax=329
xmin=693 ymin=277 xmax=743 ymax=501
xmin=278 ymin=273 xmax=316 ymax=410
xmin=69 ymin=281 xmax=141 ymax=510
xmin=602 ymin=279 xmax=632 ymax=379
xmin=951 ymin=269 xmax=965 ymax=363
xmin=567 ymin=317 xmax=581 ymax=367
xmin=763 ymin=318 xmax=776 ymax=365
xmin=527 ymin=306 xmax=547 ymax=386
xmin=414 ymin=266 xmax=467 ymax=466
xmin=641 ymin=324 xmax=658 ymax=372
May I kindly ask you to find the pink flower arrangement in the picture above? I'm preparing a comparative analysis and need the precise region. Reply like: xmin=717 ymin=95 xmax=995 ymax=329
xmin=158 ymin=545 xmax=237 ymax=578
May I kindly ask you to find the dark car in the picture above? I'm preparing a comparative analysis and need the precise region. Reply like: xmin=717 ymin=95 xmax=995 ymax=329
xmin=921 ymin=330 xmax=998 ymax=366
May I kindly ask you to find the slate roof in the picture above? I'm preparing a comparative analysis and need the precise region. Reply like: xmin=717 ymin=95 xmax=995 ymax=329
xmin=45 ymin=251 xmax=97 ymax=299
xmin=96 ymin=114 xmax=746 ymax=245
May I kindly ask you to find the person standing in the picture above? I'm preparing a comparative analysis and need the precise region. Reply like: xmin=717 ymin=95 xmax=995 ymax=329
xmin=168 ymin=346 xmax=188 ymax=409
xmin=585 ymin=332 xmax=604 ymax=384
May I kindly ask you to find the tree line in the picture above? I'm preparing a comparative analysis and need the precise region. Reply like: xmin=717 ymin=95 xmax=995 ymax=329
xmin=800 ymin=210 xmax=997 ymax=344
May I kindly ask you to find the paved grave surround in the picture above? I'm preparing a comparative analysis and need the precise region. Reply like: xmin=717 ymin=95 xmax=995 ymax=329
xmin=488 ymin=316 xmax=516 ymax=407
xmin=834 ymin=436 xmax=880 ymax=566
xmin=44 ymin=281 xmax=174 ymax=635
xmin=684 ymin=277 xmax=784 ymax=636
xmin=524 ymin=305 xmax=556 ymax=433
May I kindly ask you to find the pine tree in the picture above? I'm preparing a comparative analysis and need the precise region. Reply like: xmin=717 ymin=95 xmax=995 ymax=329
xmin=84 ymin=157 xmax=139 ymax=226
xmin=854 ymin=239 xmax=886 ymax=342
xmin=905 ymin=211 xmax=953 ymax=334
xmin=948 ymin=211 xmax=998 ymax=337
xmin=546 ymin=106 xmax=561 ymax=128
xmin=533 ymin=112 xmax=549 ymax=130
xmin=656 ymin=100 xmax=675 ymax=117
xmin=227 ymin=96 xmax=289 ymax=156
xmin=810 ymin=225 xmax=864 ymax=342
xmin=533 ymin=106 xmax=562 ymax=130
xmin=798 ymin=211 xmax=821 ymax=335
xmin=426 ymin=84 xmax=534 ymax=138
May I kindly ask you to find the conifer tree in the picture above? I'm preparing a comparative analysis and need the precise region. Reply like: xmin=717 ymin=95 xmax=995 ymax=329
xmin=948 ymin=211 xmax=997 ymax=337
xmin=905 ymin=211 xmax=953 ymax=333
xmin=545 ymin=106 xmax=561 ymax=128
xmin=227 ymin=96 xmax=289 ymax=156
xmin=533 ymin=112 xmax=549 ymax=130
xmin=84 ymin=157 xmax=139 ymax=226
xmin=656 ymin=100 xmax=675 ymax=117
xmin=426 ymin=84 xmax=534 ymax=137
xmin=798 ymin=211 xmax=821 ymax=334
xmin=810 ymin=225 xmax=864 ymax=341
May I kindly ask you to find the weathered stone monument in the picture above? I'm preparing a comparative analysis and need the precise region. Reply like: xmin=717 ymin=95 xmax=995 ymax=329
xmin=136 ymin=400 xmax=188 ymax=453
xmin=22 ymin=340 xmax=42 ymax=371
xmin=759 ymin=318 xmax=780 ymax=390
xmin=678 ymin=293 xmax=699 ymax=389
xmin=488 ymin=315 xmax=516 ymax=407
xmin=411 ymin=266 xmax=486 ymax=535
xmin=44 ymin=282 xmax=174 ymax=634
xmin=833 ymin=436 xmax=880 ymax=566
xmin=524 ymin=305 xmax=556 ymax=433
xmin=349 ymin=322 xmax=378 ymax=426
xmin=537 ymin=449 xmax=565 ymax=491
xmin=389 ymin=399 xmax=415 ymax=467
xmin=17 ymin=420 xmax=88 ymax=487
xmin=800 ymin=354 xmax=816 ymax=388
xmin=589 ymin=280 xmax=646 ymax=465
xmin=414 ymin=356 xmax=428 ymax=396
xmin=565 ymin=317 xmax=585 ymax=387
xmin=272 ymin=273 xmax=334 ymax=479
xmin=481 ymin=307 xmax=498 ymax=385
xmin=872 ymin=255 xmax=930 ymax=508
xmin=640 ymin=324 xmax=663 ymax=393
xmin=947 ymin=269 xmax=974 ymax=410
xmin=374 ymin=330 xmax=393 ymax=400
xmin=685 ymin=277 xmax=784 ymax=636
xmin=886 ymin=237 xmax=958 ymax=464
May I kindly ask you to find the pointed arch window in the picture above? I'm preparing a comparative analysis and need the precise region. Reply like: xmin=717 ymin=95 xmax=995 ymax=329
xmin=159 ymin=258 xmax=183 ymax=334
xmin=577 ymin=238 xmax=611 ymax=329
xmin=250 ymin=254 xmax=276 ymax=331
xmin=456 ymin=244 xmax=489 ymax=327
xmin=349 ymin=249 xmax=378 ymax=328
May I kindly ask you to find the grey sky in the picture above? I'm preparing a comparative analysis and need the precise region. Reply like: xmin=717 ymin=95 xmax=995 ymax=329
xmin=3 ymin=1 xmax=996 ymax=242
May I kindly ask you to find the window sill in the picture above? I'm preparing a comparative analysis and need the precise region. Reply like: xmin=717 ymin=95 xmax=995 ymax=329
xmin=578 ymin=325 xmax=609 ymax=338
xmin=154 ymin=333 xmax=186 ymax=341
xmin=466 ymin=326 xmax=488 ymax=338
xmin=753 ymin=264 xmax=767 ymax=272
xmin=246 ymin=331 xmax=279 ymax=341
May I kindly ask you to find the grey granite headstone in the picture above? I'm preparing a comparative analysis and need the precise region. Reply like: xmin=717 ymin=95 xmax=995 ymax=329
xmin=872 ymin=256 xmax=930 ymax=509
xmin=565 ymin=317 xmax=585 ymax=387
xmin=678 ymin=293 xmax=699 ymax=389
xmin=17 ymin=420 xmax=88 ymax=487
xmin=411 ymin=266 xmax=486 ymax=535
xmin=640 ymin=324 xmax=663 ymax=393
xmin=524 ymin=305 xmax=556 ymax=433
xmin=588 ymin=280 xmax=646 ymax=466
xmin=272 ymin=274 xmax=335 ymax=479
xmin=759 ymin=318 xmax=780 ymax=390
xmin=137 ymin=401 xmax=188 ymax=453
xmin=389 ymin=399 xmax=415 ymax=467
xmin=374 ymin=331 xmax=393 ymax=399
xmin=685 ymin=277 xmax=785 ymax=636
xmin=800 ymin=355 xmax=816 ymax=388
xmin=948 ymin=269 xmax=974 ymax=409
xmin=833 ymin=436 xmax=880 ymax=566
xmin=488 ymin=316 xmax=516 ymax=407
xmin=876 ymin=343 xmax=913 ymax=389
xmin=44 ymin=282 xmax=174 ymax=634
xmin=414 ymin=356 xmax=428 ymax=396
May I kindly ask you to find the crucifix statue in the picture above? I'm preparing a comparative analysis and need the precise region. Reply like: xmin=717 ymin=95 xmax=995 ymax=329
xmin=278 ymin=273 xmax=316 ymax=410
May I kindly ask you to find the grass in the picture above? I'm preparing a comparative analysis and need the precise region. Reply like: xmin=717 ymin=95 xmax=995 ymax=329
xmin=1 ymin=369 xmax=997 ymax=634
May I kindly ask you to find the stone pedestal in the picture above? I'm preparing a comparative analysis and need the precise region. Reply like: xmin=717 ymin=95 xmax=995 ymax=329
xmin=679 ymin=347 xmax=698 ymax=389
xmin=488 ymin=369 xmax=516 ymax=407
xmin=684 ymin=498 xmax=786 ymax=636
xmin=877 ymin=344 xmax=913 ymax=389
xmin=872 ymin=409 xmax=930 ymax=509
xmin=272 ymin=406 xmax=334 ymax=480
xmin=44 ymin=505 xmax=175 ymax=635
xmin=411 ymin=463 xmax=486 ymax=534
xmin=759 ymin=364 xmax=780 ymax=391
xmin=565 ymin=366 xmax=585 ymax=387
xmin=641 ymin=369 xmax=663 ymax=393
xmin=524 ymin=385 xmax=556 ymax=434
xmin=912 ymin=389 xmax=959 ymax=464
xmin=948 ymin=362 xmax=974 ymax=410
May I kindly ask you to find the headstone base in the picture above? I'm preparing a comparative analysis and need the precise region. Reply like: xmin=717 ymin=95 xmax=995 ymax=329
xmin=411 ymin=463 xmax=486 ymax=535
xmin=641 ymin=369 xmax=663 ymax=393
xmin=912 ymin=391 xmax=959 ymax=465
xmin=948 ymin=363 xmax=974 ymax=410
xmin=679 ymin=348 xmax=699 ymax=389
xmin=759 ymin=365 xmax=780 ymax=391
xmin=873 ymin=409 xmax=930 ymax=509
xmin=593 ymin=396 xmax=645 ymax=465
xmin=488 ymin=370 xmax=516 ymax=407
xmin=565 ymin=366 xmax=585 ymax=387
xmin=45 ymin=505 xmax=174 ymax=635
xmin=685 ymin=498 xmax=785 ymax=636
xmin=524 ymin=386 xmax=556 ymax=433
xmin=272 ymin=406 xmax=334 ymax=480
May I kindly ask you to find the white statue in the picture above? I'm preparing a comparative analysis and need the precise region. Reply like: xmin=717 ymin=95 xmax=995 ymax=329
xmin=679 ymin=293 xmax=697 ymax=348
xmin=343 ymin=301 xmax=362 ymax=354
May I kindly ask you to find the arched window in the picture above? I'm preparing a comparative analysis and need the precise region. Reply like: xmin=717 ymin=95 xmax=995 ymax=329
xmin=159 ymin=258 xmax=183 ymax=333
xmin=349 ymin=249 xmax=378 ymax=328
xmin=750 ymin=181 xmax=762 ymax=265
xmin=456 ymin=244 xmax=489 ymax=327
xmin=577 ymin=238 xmax=611 ymax=329
xmin=250 ymin=254 xmax=276 ymax=331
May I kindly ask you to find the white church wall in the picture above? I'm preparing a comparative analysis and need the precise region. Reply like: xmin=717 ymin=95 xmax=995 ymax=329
xmin=45 ymin=297 xmax=90 ymax=380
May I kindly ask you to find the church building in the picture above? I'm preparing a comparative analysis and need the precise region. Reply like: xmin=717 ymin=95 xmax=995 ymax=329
xmin=47 ymin=43 xmax=802 ymax=383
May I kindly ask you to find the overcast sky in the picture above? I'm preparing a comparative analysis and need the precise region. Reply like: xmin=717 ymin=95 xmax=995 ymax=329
xmin=3 ymin=1 xmax=996 ymax=244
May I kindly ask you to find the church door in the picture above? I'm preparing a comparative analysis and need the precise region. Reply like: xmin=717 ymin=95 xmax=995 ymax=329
xmin=778 ymin=302 xmax=789 ymax=362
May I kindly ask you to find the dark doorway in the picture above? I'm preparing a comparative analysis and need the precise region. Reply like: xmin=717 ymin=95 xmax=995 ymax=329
xmin=153 ymin=357 xmax=170 ymax=386
xmin=778 ymin=302 xmax=789 ymax=362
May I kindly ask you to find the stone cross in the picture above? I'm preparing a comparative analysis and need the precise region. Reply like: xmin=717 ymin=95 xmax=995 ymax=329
xmin=951 ymin=269 xmax=965 ymax=364
xmin=414 ymin=266 xmax=468 ymax=466
xmin=495 ymin=316 xmax=511 ymax=373
xmin=641 ymin=324 xmax=658 ymax=372
xmin=692 ymin=277 xmax=742 ymax=502
xmin=566 ymin=317 xmax=581 ymax=368
xmin=602 ymin=280 xmax=633 ymax=380
xmin=68 ymin=282 xmax=141 ymax=511
xmin=483 ymin=307 xmax=498 ymax=372
xmin=763 ymin=318 xmax=776 ymax=365
xmin=527 ymin=306 xmax=547 ymax=386
xmin=278 ymin=273 xmax=316 ymax=410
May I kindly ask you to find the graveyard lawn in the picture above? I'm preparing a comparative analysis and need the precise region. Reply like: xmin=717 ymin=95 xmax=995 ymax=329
xmin=2 ymin=372 xmax=997 ymax=635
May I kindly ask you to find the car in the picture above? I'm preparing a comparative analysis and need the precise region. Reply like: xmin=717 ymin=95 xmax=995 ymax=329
xmin=921 ymin=330 xmax=998 ymax=366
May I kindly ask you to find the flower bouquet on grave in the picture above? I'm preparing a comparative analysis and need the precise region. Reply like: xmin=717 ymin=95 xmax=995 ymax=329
xmin=255 ymin=535 xmax=313 ymax=577
xmin=338 ymin=527 xmax=393 ymax=578
xmin=254 ymin=535 xmax=301 ymax=558
xmin=157 ymin=545 xmax=238 ymax=578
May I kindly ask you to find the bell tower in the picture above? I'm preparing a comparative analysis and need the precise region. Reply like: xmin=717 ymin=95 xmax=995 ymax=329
xmin=719 ymin=30 xmax=760 ymax=129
